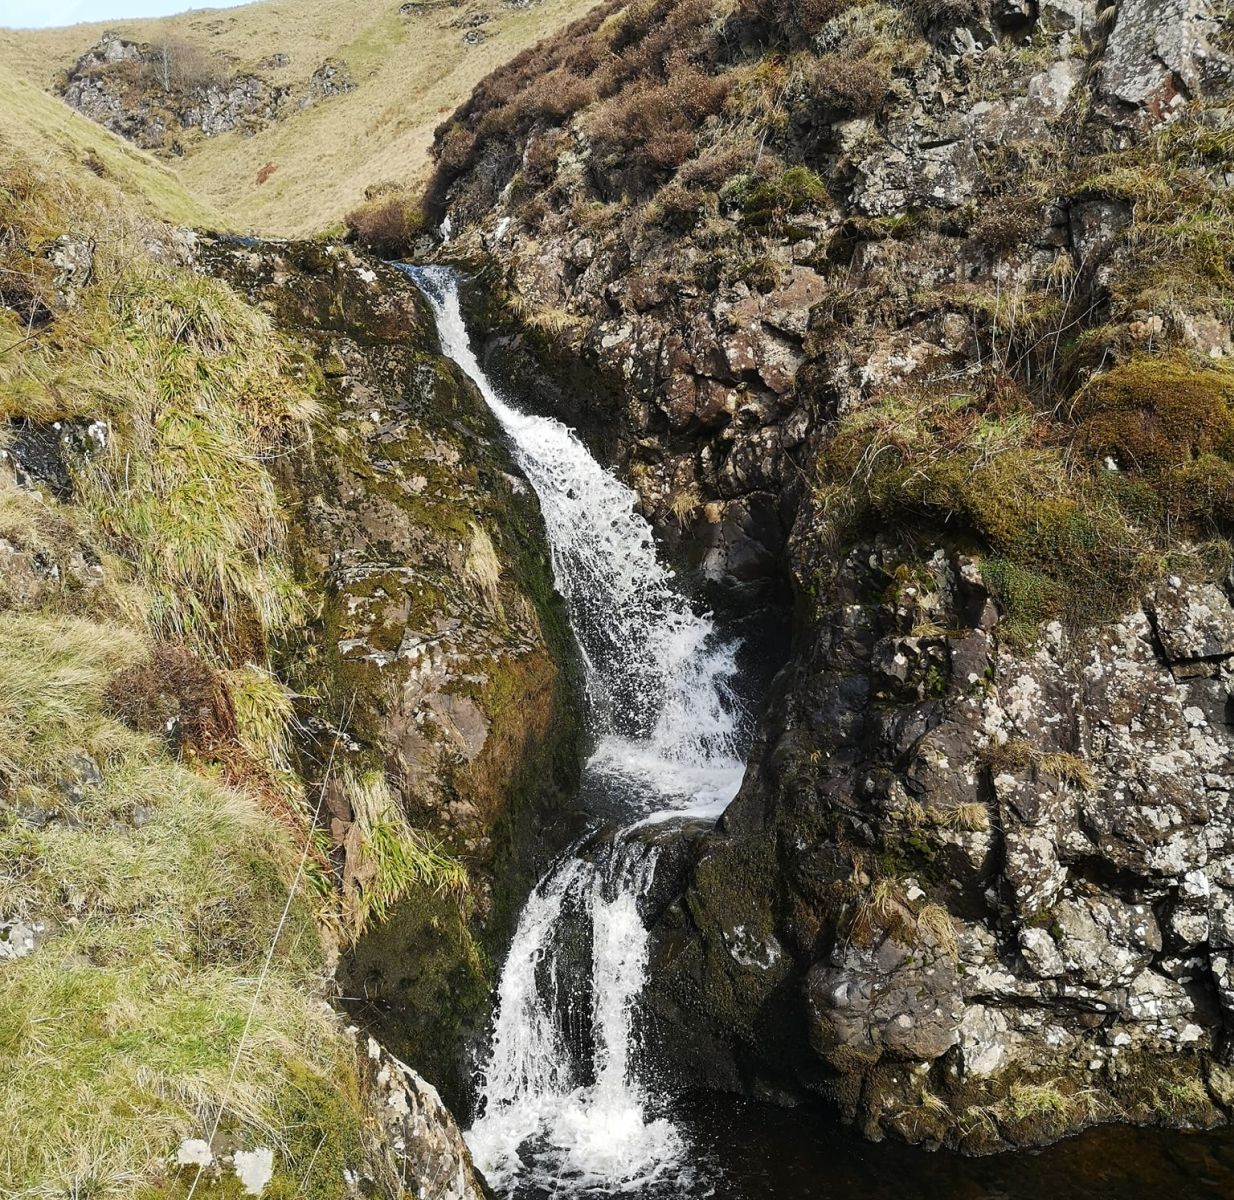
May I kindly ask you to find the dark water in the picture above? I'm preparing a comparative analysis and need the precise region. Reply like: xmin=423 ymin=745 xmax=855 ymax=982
xmin=675 ymin=1095 xmax=1234 ymax=1200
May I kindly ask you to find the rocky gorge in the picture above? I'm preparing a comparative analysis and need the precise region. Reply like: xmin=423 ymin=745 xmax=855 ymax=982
xmin=416 ymin=0 xmax=1234 ymax=1155
xmin=7 ymin=0 xmax=1234 ymax=1193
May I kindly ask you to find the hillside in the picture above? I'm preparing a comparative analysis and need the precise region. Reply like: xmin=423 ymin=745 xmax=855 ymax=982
xmin=0 ymin=71 xmax=217 ymax=226
xmin=9 ymin=0 xmax=1234 ymax=1191
xmin=0 ymin=0 xmax=601 ymax=236
xmin=0 ymin=38 xmax=577 ymax=1196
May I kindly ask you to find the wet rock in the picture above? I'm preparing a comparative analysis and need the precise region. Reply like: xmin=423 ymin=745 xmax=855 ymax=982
xmin=807 ymin=932 xmax=963 ymax=1064
xmin=196 ymin=237 xmax=581 ymax=1108
xmin=645 ymin=542 xmax=1234 ymax=1149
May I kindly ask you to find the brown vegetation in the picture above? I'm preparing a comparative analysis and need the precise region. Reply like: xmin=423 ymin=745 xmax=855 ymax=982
xmin=345 ymin=189 xmax=427 ymax=256
xmin=104 ymin=642 xmax=237 ymax=754
xmin=143 ymin=38 xmax=230 ymax=93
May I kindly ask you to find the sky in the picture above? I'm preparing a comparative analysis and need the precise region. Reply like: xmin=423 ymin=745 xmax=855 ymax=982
xmin=1 ymin=0 xmax=250 ymax=30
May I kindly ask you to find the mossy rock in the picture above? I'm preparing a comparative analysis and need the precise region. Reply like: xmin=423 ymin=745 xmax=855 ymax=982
xmin=1071 ymin=354 xmax=1234 ymax=471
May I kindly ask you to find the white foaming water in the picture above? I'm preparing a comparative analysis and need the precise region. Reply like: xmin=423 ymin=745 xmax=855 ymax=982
xmin=407 ymin=265 xmax=744 ymax=810
xmin=467 ymin=849 xmax=690 ymax=1196
xmin=405 ymin=265 xmax=743 ymax=1196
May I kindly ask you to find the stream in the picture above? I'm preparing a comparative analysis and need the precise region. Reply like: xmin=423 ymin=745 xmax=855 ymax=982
xmin=404 ymin=265 xmax=1234 ymax=1200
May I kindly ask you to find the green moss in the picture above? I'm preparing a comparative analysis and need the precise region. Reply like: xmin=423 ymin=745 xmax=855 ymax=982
xmin=1070 ymin=354 xmax=1234 ymax=470
xmin=814 ymin=389 xmax=1159 ymax=632
xmin=730 ymin=165 xmax=831 ymax=232
xmin=337 ymin=882 xmax=491 ymax=1113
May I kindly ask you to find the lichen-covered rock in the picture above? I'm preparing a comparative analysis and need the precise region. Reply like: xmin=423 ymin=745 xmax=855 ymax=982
xmin=1099 ymin=0 xmax=1232 ymax=125
xmin=357 ymin=1036 xmax=487 ymax=1200
xmin=427 ymin=0 xmax=1234 ymax=1152
xmin=644 ymin=543 xmax=1234 ymax=1149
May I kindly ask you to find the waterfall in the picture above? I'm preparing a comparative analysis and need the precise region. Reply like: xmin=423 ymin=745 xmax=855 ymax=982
xmin=405 ymin=265 xmax=744 ymax=1196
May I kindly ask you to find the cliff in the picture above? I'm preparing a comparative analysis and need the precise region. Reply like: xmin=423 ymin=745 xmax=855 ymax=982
xmin=0 ymin=80 xmax=576 ymax=1195
xmin=425 ymin=0 xmax=1234 ymax=1149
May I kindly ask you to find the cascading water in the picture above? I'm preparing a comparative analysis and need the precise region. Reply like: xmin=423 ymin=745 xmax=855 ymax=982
xmin=405 ymin=265 xmax=746 ymax=1196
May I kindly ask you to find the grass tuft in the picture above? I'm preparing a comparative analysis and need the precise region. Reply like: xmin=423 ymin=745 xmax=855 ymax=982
xmin=340 ymin=769 xmax=469 ymax=937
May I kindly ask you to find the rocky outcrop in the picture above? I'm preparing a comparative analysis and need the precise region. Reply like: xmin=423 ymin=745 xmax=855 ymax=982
xmin=645 ymin=544 xmax=1234 ymax=1149
xmin=427 ymin=0 xmax=1232 ymax=586
xmin=355 ymin=1035 xmax=488 ymax=1200
xmin=196 ymin=237 xmax=582 ymax=1108
xmin=60 ymin=32 xmax=354 ymax=154
xmin=170 ymin=1032 xmax=486 ymax=1199
xmin=426 ymin=0 xmax=1234 ymax=1149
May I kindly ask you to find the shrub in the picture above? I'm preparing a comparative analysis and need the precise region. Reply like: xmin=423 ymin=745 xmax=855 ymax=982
xmin=587 ymin=63 xmax=732 ymax=189
xmin=734 ymin=164 xmax=831 ymax=230
xmin=344 ymin=191 xmax=427 ymax=256
xmin=742 ymin=0 xmax=857 ymax=41
xmin=906 ymin=0 xmax=989 ymax=27
xmin=143 ymin=39 xmax=230 ymax=93
xmin=647 ymin=180 xmax=714 ymax=231
xmin=678 ymin=142 xmax=758 ymax=191
xmin=804 ymin=50 xmax=892 ymax=118
xmin=436 ymin=124 xmax=478 ymax=173
xmin=104 ymin=643 xmax=236 ymax=754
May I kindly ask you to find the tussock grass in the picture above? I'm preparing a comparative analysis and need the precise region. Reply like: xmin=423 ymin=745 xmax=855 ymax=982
xmin=986 ymin=740 xmax=1098 ymax=792
xmin=341 ymin=769 xmax=468 ymax=937
xmin=2 ymin=146 xmax=318 ymax=657
xmin=0 ymin=612 xmax=369 ymax=1198
xmin=70 ymin=266 xmax=318 ymax=652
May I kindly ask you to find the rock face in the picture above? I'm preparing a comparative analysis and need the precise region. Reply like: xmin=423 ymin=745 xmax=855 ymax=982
xmin=1099 ymin=0 xmax=1231 ymax=125
xmin=356 ymin=1036 xmax=488 ymax=1200
xmin=197 ymin=238 xmax=581 ymax=1108
xmin=428 ymin=0 xmax=1234 ymax=1149
xmin=645 ymin=544 xmax=1234 ymax=1148
xmin=60 ymin=32 xmax=353 ymax=153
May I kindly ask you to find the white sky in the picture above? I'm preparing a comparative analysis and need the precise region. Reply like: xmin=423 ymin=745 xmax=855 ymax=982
xmin=1 ymin=0 xmax=252 ymax=30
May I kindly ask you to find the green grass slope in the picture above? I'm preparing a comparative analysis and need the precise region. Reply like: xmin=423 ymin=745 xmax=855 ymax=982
xmin=0 ymin=75 xmax=466 ymax=1195
xmin=0 ymin=71 xmax=218 ymax=227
